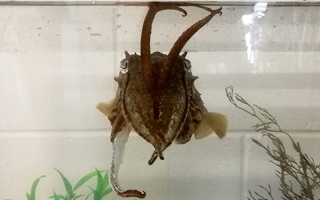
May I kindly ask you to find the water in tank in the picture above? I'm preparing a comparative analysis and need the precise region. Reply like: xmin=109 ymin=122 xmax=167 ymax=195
xmin=1 ymin=1 xmax=320 ymax=200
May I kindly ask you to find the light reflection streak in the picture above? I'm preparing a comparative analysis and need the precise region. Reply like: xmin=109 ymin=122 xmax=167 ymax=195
xmin=242 ymin=2 xmax=268 ymax=64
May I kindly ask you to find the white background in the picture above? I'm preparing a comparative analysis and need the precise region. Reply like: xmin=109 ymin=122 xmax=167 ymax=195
xmin=1 ymin=2 xmax=320 ymax=200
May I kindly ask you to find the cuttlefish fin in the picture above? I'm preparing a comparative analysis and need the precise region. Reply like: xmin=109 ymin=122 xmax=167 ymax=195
xmin=96 ymin=98 xmax=116 ymax=117
xmin=194 ymin=112 xmax=228 ymax=139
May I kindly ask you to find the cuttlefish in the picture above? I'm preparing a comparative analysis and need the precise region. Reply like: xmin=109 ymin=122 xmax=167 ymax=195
xmin=97 ymin=3 xmax=227 ymax=198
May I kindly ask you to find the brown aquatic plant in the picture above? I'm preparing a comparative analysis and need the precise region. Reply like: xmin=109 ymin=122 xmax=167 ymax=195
xmin=96 ymin=3 xmax=226 ymax=199
xmin=226 ymin=86 xmax=320 ymax=200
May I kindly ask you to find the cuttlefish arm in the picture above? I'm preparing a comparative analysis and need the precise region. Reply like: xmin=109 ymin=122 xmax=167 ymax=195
xmin=96 ymin=101 xmax=146 ymax=198
xmin=109 ymin=126 xmax=146 ymax=198
xmin=140 ymin=3 xmax=223 ymax=165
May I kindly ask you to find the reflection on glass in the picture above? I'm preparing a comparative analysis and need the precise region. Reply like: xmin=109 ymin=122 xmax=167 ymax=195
xmin=242 ymin=2 xmax=268 ymax=64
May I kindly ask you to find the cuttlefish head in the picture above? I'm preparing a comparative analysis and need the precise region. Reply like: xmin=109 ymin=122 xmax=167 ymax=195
xmin=117 ymin=51 xmax=193 ymax=154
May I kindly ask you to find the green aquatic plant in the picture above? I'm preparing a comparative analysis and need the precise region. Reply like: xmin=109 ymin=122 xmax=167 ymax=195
xmin=86 ymin=169 xmax=112 ymax=200
xmin=226 ymin=86 xmax=320 ymax=200
xmin=52 ymin=191 xmax=62 ymax=200
xmin=50 ymin=169 xmax=112 ymax=200
xmin=26 ymin=169 xmax=112 ymax=200
xmin=26 ymin=175 xmax=46 ymax=200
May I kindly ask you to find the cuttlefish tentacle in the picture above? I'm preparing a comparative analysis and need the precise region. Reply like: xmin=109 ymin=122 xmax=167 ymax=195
xmin=146 ymin=6 xmax=223 ymax=165
xmin=140 ymin=4 xmax=188 ymax=165
xmin=97 ymin=99 xmax=146 ymax=198
xmin=140 ymin=3 xmax=187 ymax=89
xmin=159 ymin=6 xmax=222 ymax=87
xmin=109 ymin=126 xmax=146 ymax=199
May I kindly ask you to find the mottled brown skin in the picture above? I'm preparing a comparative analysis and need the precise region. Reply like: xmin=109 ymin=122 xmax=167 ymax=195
xmin=111 ymin=51 xmax=205 ymax=160
xmin=104 ymin=3 xmax=223 ymax=199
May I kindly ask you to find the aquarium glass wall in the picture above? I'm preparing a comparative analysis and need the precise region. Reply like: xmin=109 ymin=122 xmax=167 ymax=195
xmin=1 ymin=1 xmax=320 ymax=200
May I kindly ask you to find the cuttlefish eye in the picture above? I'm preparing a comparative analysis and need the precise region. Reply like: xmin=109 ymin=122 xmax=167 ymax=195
xmin=183 ymin=60 xmax=192 ymax=72
xmin=120 ymin=61 xmax=129 ymax=73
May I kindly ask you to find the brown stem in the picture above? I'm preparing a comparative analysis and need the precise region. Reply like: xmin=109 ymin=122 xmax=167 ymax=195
xmin=140 ymin=3 xmax=187 ymax=89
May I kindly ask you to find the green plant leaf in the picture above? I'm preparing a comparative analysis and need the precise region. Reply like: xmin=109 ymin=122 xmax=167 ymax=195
xmin=93 ymin=192 xmax=100 ymax=200
xmin=55 ymin=169 xmax=75 ymax=199
xmin=101 ymin=188 xmax=112 ymax=198
xmin=92 ymin=170 xmax=113 ymax=200
xmin=26 ymin=193 xmax=32 ymax=200
xmin=93 ymin=169 xmax=103 ymax=200
xmin=88 ymin=186 xmax=95 ymax=193
xmin=96 ymin=169 xmax=103 ymax=191
xmin=48 ymin=194 xmax=67 ymax=200
xmin=73 ymin=170 xmax=105 ymax=191
xmin=88 ymin=187 xmax=100 ymax=200
xmin=73 ymin=194 xmax=84 ymax=200
xmin=84 ymin=191 xmax=93 ymax=200
xmin=102 ymin=171 xmax=109 ymax=191
xmin=95 ymin=169 xmax=104 ymax=196
xmin=26 ymin=175 xmax=46 ymax=200
xmin=53 ymin=191 xmax=61 ymax=200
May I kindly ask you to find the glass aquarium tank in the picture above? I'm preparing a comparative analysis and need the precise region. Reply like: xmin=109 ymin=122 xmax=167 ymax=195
xmin=1 ymin=1 xmax=320 ymax=200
